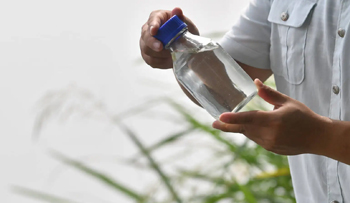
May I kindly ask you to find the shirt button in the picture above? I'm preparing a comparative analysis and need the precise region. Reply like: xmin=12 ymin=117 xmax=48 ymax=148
xmin=331 ymin=201 xmax=339 ymax=203
xmin=333 ymin=85 xmax=340 ymax=95
xmin=338 ymin=28 xmax=345 ymax=38
xmin=281 ymin=12 xmax=289 ymax=21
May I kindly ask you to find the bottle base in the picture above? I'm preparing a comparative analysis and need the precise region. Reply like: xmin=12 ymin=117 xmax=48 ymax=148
xmin=232 ymin=91 xmax=257 ymax=113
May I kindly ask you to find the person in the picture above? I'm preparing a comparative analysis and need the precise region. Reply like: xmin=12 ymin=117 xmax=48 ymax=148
xmin=139 ymin=1 xmax=350 ymax=202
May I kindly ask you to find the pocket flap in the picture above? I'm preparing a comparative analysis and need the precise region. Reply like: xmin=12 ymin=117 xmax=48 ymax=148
xmin=268 ymin=0 xmax=316 ymax=27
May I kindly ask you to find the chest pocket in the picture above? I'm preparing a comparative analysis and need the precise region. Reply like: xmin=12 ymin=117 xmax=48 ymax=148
xmin=268 ymin=0 xmax=316 ymax=85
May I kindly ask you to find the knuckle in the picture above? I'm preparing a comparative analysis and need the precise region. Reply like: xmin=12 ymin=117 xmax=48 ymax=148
xmin=145 ymin=37 xmax=158 ymax=50
xmin=269 ymin=114 xmax=282 ymax=127
xmin=141 ymin=24 xmax=147 ymax=36
xmin=237 ymin=125 xmax=245 ymax=134
xmin=219 ymin=123 xmax=230 ymax=133
xmin=149 ymin=10 xmax=160 ymax=19
xmin=263 ymin=85 xmax=274 ymax=94
xmin=243 ymin=111 xmax=260 ymax=125
xmin=143 ymin=46 xmax=154 ymax=56
xmin=150 ymin=10 xmax=171 ymax=25
xmin=149 ymin=10 xmax=163 ymax=21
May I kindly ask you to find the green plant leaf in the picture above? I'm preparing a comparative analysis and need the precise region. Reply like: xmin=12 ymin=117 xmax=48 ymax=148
xmin=118 ymin=123 xmax=183 ymax=203
xmin=236 ymin=183 xmax=257 ymax=203
xmin=130 ymin=127 xmax=196 ymax=163
xmin=12 ymin=186 xmax=80 ymax=203
xmin=203 ymin=192 xmax=235 ymax=203
xmin=254 ymin=168 xmax=290 ymax=179
xmin=178 ymin=169 xmax=231 ymax=186
xmin=168 ymin=101 xmax=238 ymax=153
xmin=146 ymin=127 xmax=196 ymax=152
xmin=50 ymin=151 xmax=146 ymax=202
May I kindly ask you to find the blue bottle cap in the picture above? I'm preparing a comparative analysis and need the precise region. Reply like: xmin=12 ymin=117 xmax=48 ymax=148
xmin=154 ymin=15 xmax=187 ymax=47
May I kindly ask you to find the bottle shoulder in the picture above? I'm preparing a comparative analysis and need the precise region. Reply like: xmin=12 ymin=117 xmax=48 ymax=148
xmin=170 ymin=32 xmax=219 ymax=53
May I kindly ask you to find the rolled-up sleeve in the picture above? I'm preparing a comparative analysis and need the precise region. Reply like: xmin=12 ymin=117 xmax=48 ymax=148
xmin=219 ymin=0 xmax=271 ymax=70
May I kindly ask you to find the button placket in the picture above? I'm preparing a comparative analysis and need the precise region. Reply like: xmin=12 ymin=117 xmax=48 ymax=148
xmin=327 ymin=1 xmax=348 ymax=203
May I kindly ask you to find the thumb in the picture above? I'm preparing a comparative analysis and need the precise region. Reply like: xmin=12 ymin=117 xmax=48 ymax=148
xmin=254 ymin=79 xmax=288 ymax=106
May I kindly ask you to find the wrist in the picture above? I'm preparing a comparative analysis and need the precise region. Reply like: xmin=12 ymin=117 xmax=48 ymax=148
xmin=316 ymin=117 xmax=350 ymax=164
xmin=310 ymin=115 xmax=333 ymax=156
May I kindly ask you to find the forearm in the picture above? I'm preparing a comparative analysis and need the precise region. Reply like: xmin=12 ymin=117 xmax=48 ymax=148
xmin=237 ymin=61 xmax=272 ymax=82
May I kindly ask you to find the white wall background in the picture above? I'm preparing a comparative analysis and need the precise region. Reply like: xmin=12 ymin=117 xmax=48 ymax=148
xmin=0 ymin=0 xmax=250 ymax=202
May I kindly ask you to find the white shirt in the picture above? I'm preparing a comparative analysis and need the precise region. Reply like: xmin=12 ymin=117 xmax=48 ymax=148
xmin=220 ymin=0 xmax=350 ymax=202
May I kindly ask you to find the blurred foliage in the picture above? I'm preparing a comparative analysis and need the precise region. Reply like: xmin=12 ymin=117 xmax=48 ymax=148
xmin=16 ymin=77 xmax=295 ymax=203
xmin=11 ymin=186 xmax=81 ymax=203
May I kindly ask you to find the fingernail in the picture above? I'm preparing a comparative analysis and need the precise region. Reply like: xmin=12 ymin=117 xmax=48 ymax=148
xmin=212 ymin=120 xmax=223 ymax=129
xmin=219 ymin=113 xmax=231 ymax=123
xmin=149 ymin=26 xmax=154 ymax=33
xmin=254 ymin=78 xmax=263 ymax=88
xmin=153 ymin=41 xmax=161 ymax=50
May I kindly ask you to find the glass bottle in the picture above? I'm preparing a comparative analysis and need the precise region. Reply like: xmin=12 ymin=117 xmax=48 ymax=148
xmin=154 ymin=15 xmax=257 ymax=119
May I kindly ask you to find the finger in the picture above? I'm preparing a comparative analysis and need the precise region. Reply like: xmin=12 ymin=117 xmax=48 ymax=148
xmin=254 ymin=78 xmax=288 ymax=106
xmin=213 ymin=121 xmax=266 ymax=147
xmin=141 ymin=23 xmax=163 ymax=52
xmin=140 ymin=39 xmax=170 ymax=58
xmin=141 ymin=54 xmax=173 ymax=69
xmin=171 ymin=7 xmax=184 ymax=20
xmin=143 ymin=45 xmax=170 ymax=58
xmin=149 ymin=11 xmax=172 ymax=36
xmin=212 ymin=121 xmax=245 ymax=134
xmin=219 ymin=111 xmax=270 ymax=125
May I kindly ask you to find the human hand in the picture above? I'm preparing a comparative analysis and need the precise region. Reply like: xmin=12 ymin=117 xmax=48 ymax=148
xmin=212 ymin=79 xmax=331 ymax=156
xmin=140 ymin=7 xmax=199 ymax=69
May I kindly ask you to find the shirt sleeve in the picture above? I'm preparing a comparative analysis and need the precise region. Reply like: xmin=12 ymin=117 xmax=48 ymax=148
xmin=219 ymin=0 xmax=272 ymax=70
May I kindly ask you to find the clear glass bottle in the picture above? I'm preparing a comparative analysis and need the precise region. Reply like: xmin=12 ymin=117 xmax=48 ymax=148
xmin=154 ymin=15 xmax=257 ymax=119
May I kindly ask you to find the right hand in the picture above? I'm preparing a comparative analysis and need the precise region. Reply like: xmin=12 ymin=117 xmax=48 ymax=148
xmin=140 ymin=7 xmax=199 ymax=69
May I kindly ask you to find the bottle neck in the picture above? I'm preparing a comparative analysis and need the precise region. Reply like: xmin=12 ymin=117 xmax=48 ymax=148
xmin=166 ymin=28 xmax=202 ymax=52
xmin=164 ymin=27 xmax=188 ymax=50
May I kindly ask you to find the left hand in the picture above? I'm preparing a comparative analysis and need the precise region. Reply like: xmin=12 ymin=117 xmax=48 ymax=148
xmin=212 ymin=79 xmax=331 ymax=156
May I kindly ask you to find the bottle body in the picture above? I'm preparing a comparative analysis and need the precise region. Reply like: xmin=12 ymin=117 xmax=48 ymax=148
xmin=169 ymin=31 xmax=257 ymax=119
